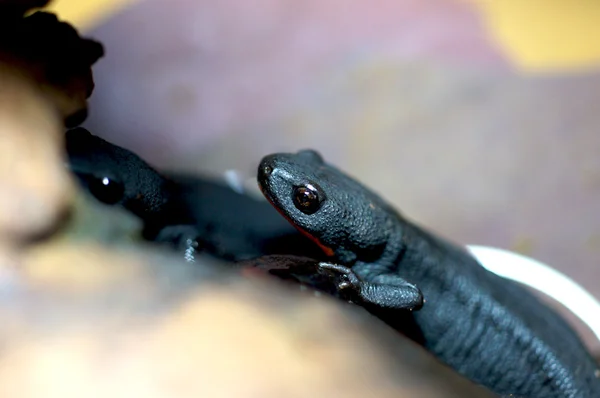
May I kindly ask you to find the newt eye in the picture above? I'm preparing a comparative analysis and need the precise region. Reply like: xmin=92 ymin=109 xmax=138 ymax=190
xmin=88 ymin=176 xmax=125 ymax=205
xmin=293 ymin=184 xmax=322 ymax=215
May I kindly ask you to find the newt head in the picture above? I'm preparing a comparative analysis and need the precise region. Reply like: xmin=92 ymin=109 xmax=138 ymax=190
xmin=65 ymin=127 xmax=170 ymax=218
xmin=257 ymin=149 xmax=396 ymax=265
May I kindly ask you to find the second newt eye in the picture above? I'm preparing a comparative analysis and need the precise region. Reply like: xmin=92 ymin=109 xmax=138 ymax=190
xmin=88 ymin=176 xmax=125 ymax=205
xmin=293 ymin=185 xmax=321 ymax=215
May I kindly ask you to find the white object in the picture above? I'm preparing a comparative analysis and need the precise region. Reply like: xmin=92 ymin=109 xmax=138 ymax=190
xmin=223 ymin=169 xmax=245 ymax=194
xmin=467 ymin=245 xmax=600 ymax=343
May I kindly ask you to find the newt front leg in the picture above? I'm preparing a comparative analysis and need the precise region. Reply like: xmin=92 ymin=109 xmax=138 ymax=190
xmin=317 ymin=262 xmax=423 ymax=310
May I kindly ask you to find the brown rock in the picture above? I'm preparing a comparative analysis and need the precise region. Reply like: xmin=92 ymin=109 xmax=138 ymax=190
xmin=0 ymin=70 xmax=72 ymax=242
xmin=0 ymin=242 xmax=496 ymax=398
xmin=0 ymin=5 xmax=104 ymax=242
xmin=0 ymin=9 xmax=104 ymax=126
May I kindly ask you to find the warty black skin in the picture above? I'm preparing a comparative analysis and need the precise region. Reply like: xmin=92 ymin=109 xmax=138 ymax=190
xmin=257 ymin=149 xmax=600 ymax=398
xmin=65 ymin=128 xmax=323 ymax=262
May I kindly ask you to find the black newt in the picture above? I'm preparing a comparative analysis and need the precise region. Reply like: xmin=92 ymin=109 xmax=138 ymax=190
xmin=65 ymin=128 xmax=324 ymax=262
xmin=257 ymin=149 xmax=600 ymax=398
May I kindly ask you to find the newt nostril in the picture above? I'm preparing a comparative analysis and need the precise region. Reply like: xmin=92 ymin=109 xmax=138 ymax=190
xmin=262 ymin=165 xmax=273 ymax=178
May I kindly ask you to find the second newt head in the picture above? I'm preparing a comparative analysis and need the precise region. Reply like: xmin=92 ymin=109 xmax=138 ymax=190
xmin=65 ymin=127 xmax=171 ymax=219
xmin=257 ymin=149 xmax=400 ymax=265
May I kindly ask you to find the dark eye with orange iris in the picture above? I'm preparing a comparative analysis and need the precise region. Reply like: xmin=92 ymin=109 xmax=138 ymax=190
xmin=293 ymin=185 xmax=321 ymax=214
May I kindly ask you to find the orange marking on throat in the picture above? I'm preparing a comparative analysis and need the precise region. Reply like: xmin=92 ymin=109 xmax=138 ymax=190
xmin=259 ymin=182 xmax=335 ymax=257
xmin=292 ymin=223 xmax=335 ymax=257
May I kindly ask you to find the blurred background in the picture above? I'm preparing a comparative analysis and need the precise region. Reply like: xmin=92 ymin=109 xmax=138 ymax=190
xmin=48 ymin=0 xmax=600 ymax=349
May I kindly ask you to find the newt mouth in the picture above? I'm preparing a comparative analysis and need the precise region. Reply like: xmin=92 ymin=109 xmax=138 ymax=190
xmin=258 ymin=179 xmax=335 ymax=258
xmin=257 ymin=180 xmax=272 ymax=204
